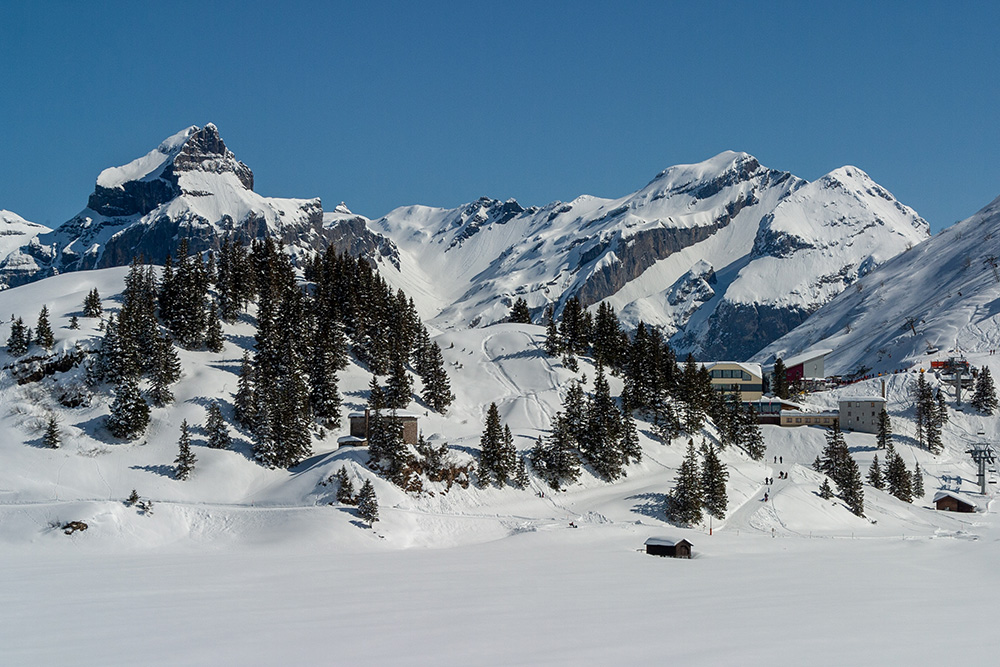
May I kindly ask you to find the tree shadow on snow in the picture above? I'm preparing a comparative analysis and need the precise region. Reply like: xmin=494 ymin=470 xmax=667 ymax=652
xmin=72 ymin=415 xmax=121 ymax=445
xmin=206 ymin=360 xmax=244 ymax=376
xmin=130 ymin=464 xmax=176 ymax=479
xmin=627 ymin=492 xmax=668 ymax=521
xmin=225 ymin=334 xmax=257 ymax=352
xmin=848 ymin=444 xmax=878 ymax=454
xmin=289 ymin=450 xmax=336 ymax=475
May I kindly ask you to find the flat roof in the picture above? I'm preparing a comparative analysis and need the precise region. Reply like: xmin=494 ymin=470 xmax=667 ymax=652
xmin=783 ymin=349 xmax=832 ymax=368
xmin=838 ymin=396 xmax=887 ymax=403
xmin=702 ymin=361 xmax=762 ymax=377
xmin=348 ymin=410 xmax=422 ymax=419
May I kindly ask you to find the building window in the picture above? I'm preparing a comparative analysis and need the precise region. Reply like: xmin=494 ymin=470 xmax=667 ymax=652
xmin=796 ymin=418 xmax=801 ymax=423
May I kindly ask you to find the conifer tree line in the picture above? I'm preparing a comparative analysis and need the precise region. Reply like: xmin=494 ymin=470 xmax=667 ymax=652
xmin=972 ymin=365 xmax=998 ymax=415
xmin=477 ymin=402 xmax=526 ymax=488
xmin=541 ymin=300 xmax=764 ymax=461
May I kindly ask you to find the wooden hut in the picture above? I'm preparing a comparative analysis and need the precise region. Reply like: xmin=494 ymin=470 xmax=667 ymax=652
xmin=933 ymin=491 xmax=977 ymax=513
xmin=348 ymin=410 xmax=420 ymax=445
xmin=644 ymin=537 xmax=693 ymax=558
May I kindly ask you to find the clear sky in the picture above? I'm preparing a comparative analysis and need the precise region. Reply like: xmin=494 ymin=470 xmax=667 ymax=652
xmin=2 ymin=1 xmax=997 ymax=233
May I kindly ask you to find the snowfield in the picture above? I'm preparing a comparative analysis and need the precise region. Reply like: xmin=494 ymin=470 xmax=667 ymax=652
xmin=0 ymin=266 xmax=998 ymax=665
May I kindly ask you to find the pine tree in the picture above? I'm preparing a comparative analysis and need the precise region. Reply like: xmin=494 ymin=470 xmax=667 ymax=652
xmin=819 ymin=421 xmax=851 ymax=486
xmin=357 ymin=479 xmax=379 ymax=525
xmin=69 ymin=315 xmax=80 ymax=330
xmin=309 ymin=333 xmax=343 ymax=428
xmin=667 ymin=440 xmax=703 ymax=526
xmin=35 ymin=305 xmax=54 ymax=350
xmin=83 ymin=288 xmax=103 ymax=318
xmin=581 ymin=364 xmax=625 ymax=480
xmin=935 ymin=388 xmax=949 ymax=425
xmin=205 ymin=300 xmax=225 ymax=352
xmin=335 ymin=465 xmax=356 ymax=504
xmin=620 ymin=399 xmax=642 ymax=466
xmin=885 ymin=447 xmax=912 ymax=503
xmin=106 ymin=375 xmax=150 ymax=439
xmin=911 ymin=462 xmax=925 ymax=500
xmin=6 ymin=317 xmax=28 ymax=356
xmin=740 ymin=403 xmax=766 ymax=461
xmin=529 ymin=422 xmax=581 ymax=490
xmin=592 ymin=302 xmax=625 ymax=370
xmin=205 ymin=402 xmax=232 ymax=450
xmin=913 ymin=371 xmax=933 ymax=448
xmin=772 ymin=357 xmax=789 ymax=399
xmin=477 ymin=402 xmax=506 ymax=486
xmin=513 ymin=454 xmax=529 ymax=489
xmin=876 ymin=408 xmax=892 ymax=450
xmin=819 ymin=477 xmax=834 ymax=499
xmin=174 ymin=420 xmax=197 ymax=480
xmin=366 ymin=379 xmax=408 ymax=481
xmin=700 ymin=442 xmax=728 ymax=520
xmin=972 ymin=366 xmax=998 ymax=415
xmin=43 ymin=415 xmax=61 ymax=449
xmin=385 ymin=352 xmax=412 ymax=410
xmin=560 ymin=380 xmax=588 ymax=449
xmin=419 ymin=342 xmax=454 ymax=413
xmin=839 ymin=455 xmax=865 ymax=517
xmin=543 ymin=305 xmax=561 ymax=357
xmin=508 ymin=297 xmax=532 ymax=324
xmin=867 ymin=454 xmax=884 ymax=490
xmin=234 ymin=351 xmax=256 ymax=426
xmin=148 ymin=334 xmax=182 ymax=407
xmin=126 ymin=489 xmax=140 ymax=506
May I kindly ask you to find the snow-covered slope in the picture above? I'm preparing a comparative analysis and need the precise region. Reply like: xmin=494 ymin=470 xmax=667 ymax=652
xmin=372 ymin=153 xmax=928 ymax=360
xmin=755 ymin=193 xmax=1000 ymax=376
xmin=0 ymin=210 xmax=50 ymax=266
xmin=0 ymin=125 xmax=387 ymax=288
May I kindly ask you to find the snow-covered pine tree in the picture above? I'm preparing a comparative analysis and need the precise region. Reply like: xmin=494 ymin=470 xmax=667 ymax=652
xmin=592 ymin=302 xmax=626 ymax=370
xmin=385 ymin=352 xmax=412 ymax=410
xmin=335 ymin=465 xmax=356 ymax=504
xmin=935 ymin=388 xmax=949 ymax=425
xmin=205 ymin=402 xmax=232 ymax=450
xmin=508 ymin=297 xmax=531 ymax=324
xmin=43 ymin=415 xmax=61 ymax=449
xmin=739 ymin=402 xmax=766 ymax=461
xmin=972 ymin=366 xmax=998 ymax=415
xmin=876 ymin=408 xmax=892 ymax=450
xmin=234 ymin=351 xmax=256 ymax=426
xmin=35 ymin=305 xmax=54 ymax=350
xmin=819 ymin=477 xmax=834 ymax=499
xmin=558 ymin=297 xmax=588 ymax=356
xmin=69 ymin=315 xmax=80 ymax=330
xmin=913 ymin=371 xmax=933 ymax=448
xmin=148 ymin=333 xmax=182 ymax=407
xmin=83 ymin=288 xmax=103 ymax=318
xmin=205 ymin=299 xmax=225 ymax=353
xmin=419 ymin=342 xmax=454 ymax=413
xmin=772 ymin=357 xmax=789 ymax=399
xmin=619 ymin=398 xmax=642 ymax=466
xmin=667 ymin=440 xmax=703 ymax=526
xmin=911 ymin=462 xmax=925 ymax=499
xmin=700 ymin=441 xmax=728 ymax=520
xmin=884 ymin=448 xmax=912 ymax=502
xmin=477 ymin=402 xmax=505 ymax=486
xmin=529 ymin=421 xmax=581 ymax=490
xmin=560 ymin=380 xmax=588 ymax=449
xmin=925 ymin=406 xmax=943 ymax=455
xmin=839 ymin=455 xmax=865 ymax=517
xmin=174 ymin=420 xmax=196 ymax=480
xmin=867 ymin=455 xmax=885 ymax=490
xmin=309 ymin=333 xmax=343 ymax=429
xmin=357 ymin=479 xmax=379 ymax=526
xmin=497 ymin=425 xmax=518 ymax=485
xmin=106 ymin=375 xmax=150 ymax=439
xmin=6 ymin=317 xmax=28 ymax=356
xmin=819 ymin=420 xmax=851 ymax=486
xmin=581 ymin=363 xmax=625 ymax=480
xmin=543 ymin=305 xmax=561 ymax=357
xmin=513 ymin=454 xmax=529 ymax=489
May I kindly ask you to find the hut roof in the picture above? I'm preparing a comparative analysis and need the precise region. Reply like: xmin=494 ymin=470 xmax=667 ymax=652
xmin=644 ymin=537 xmax=692 ymax=547
xmin=348 ymin=410 xmax=422 ymax=419
xmin=932 ymin=491 xmax=979 ymax=508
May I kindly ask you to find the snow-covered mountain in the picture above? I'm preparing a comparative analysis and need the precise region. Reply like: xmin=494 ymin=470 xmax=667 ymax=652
xmin=372 ymin=152 xmax=929 ymax=359
xmin=0 ymin=125 xmax=383 ymax=288
xmin=755 ymin=193 xmax=1000 ymax=376
xmin=0 ymin=210 xmax=50 ymax=270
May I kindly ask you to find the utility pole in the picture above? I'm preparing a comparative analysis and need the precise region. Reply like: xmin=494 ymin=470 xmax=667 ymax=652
xmin=966 ymin=443 xmax=996 ymax=495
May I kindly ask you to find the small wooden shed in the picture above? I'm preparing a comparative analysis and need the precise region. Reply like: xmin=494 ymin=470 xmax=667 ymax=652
xmin=933 ymin=491 xmax=978 ymax=513
xmin=348 ymin=410 xmax=420 ymax=445
xmin=645 ymin=537 xmax=693 ymax=559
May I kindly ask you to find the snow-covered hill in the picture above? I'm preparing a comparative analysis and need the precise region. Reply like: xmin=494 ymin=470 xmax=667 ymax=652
xmin=0 ymin=125 xmax=387 ymax=288
xmin=756 ymin=193 xmax=1000 ymax=376
xmin=372 ymin=152 xmax=928 ymax=360
xmin=0 ymin=210 xmax=49 ymax=265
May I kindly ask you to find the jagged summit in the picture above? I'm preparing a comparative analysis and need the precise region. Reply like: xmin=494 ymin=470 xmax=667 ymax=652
xmin=0 ymin=124 xmax=388 ymax=288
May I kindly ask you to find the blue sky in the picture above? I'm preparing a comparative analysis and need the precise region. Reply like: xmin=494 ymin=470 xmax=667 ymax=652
xmin=1 ymin=2 xmax=997 ymax=232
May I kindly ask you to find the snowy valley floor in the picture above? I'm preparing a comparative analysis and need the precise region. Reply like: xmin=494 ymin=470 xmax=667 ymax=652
xmin=1 ymin=502 xmax=996 ymax=666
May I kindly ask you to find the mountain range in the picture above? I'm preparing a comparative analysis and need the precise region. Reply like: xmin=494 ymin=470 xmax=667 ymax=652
xmin=0 ymin=124 xmax=932 ymax=361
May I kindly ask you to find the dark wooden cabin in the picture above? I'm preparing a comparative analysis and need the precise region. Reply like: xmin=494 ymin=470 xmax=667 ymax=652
xmin=645 ymin=537 xmax=693 ymax=558
xmin=933 ymin=491 xmax=977 ymax=513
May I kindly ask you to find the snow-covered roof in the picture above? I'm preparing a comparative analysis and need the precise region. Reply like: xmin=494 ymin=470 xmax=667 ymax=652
xmin=783 ymin=349 xmax=832 ymax=368
xmin=644 ymin=537 xmax=691 ymax=547
xmin=750 ymin=398 xmax=802 ymax=410
xmin=703 ymin=361 xmax=762 ymax=378
xmin=347 ymin=410 xmax=422 ymax=419
xmin=337 ymin=435 xmax=366 ymax=444
xmin=838 ymin=396 xmax=886 ymax=403
xmin=932 ymin=491 xmax=979 ymax=509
